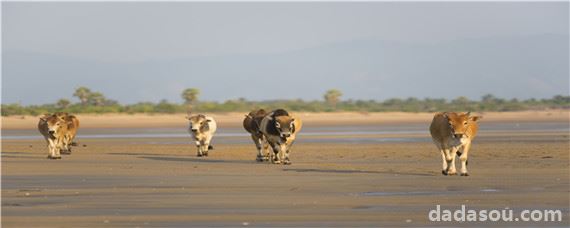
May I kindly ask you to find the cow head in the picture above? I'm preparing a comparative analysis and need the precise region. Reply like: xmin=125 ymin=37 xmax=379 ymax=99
xmin=444 ymin=112 xmax=481 ymax=138
xmin=40 ymin=115 xmax=65 ymax=138
xmin=53 ymin=112 xmax=68 ymax=120
xmin=187 ymin=114 xmax=211 ymax=133
xmin=274 ymin=115 xmax=296 ymax=138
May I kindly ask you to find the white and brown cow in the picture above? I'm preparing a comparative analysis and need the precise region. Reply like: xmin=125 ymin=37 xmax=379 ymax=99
xmin=429 ymin=112 xmax=481 ymax=176
xmin=187 ymin=114 xmax=217 ymax=157
xmin=243 ymin=109 xmax=270 ymax=162
xmin=38 ymin=113 xmax=69 ymax=159
xmin=259 ymin=109 xmax=302 ymax=165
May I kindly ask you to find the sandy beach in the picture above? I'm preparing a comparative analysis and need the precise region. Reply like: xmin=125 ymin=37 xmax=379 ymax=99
xmin=2 ymin=110 xmax=568 ymax=129
xmin=2 ymin=111 xmax=569 ymax=227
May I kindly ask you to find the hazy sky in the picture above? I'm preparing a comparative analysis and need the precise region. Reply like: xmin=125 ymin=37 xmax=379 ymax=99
xmin=2 ymin=2 xmax=569 ymax=105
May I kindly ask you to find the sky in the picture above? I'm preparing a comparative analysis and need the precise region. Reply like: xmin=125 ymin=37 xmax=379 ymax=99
xmin=2 ymin=2 xmax=569 ymax=105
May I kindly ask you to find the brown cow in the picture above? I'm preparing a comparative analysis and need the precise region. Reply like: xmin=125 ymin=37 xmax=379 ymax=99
xmin=429 ymin=112 xmax=481 ymax=176
xmin=53 ymin=112 xmax=80 ymax=154
xmin=38 ymin=114 xmax=67 ymax=159
xmin=243 ymin=109 xmax=270 ymax=162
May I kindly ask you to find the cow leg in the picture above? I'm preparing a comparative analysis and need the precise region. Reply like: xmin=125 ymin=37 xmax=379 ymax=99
xmin=202 ymin=140 xmax=210 ymax=157
xmin=60 ymin=135 xmax=69 ymax=154
xmin=262 ymin=140 xmax=270 ymax=161
xmin=195 ymin=141 xmax=203 ymax=157
xmin=253 ymin=135 xmax=264 ymax=162
xmin=280 ymin=144 xmax=289 ymax=165
xmin=64 ymin=135 xmax=72 ymax=154
xmin=447 ymin=147 xmax=458 ymax=175
xmin=283 ymin=141 xmax=295 ymax=165
xmin=61 ymin=138 xmax=71 ymax=155
xmin=440 ymin=149 xmax=448 ymax=175
xmin=283 ymin=148 xmax=291 ymax=165
xmin=271 ymin=144 xmax=281 ymax=164
xmin=442 ymin=148 xmax=455 ymax=175
xmin=55 ymin=139 xmax=63 ymax=158
xmin=47 ymin=139 xmax=61 ymax=159
xmin=47 ymin=144 xmax=55 ymax=159
xmin=459 ymin=143 xmax=471 ymax=176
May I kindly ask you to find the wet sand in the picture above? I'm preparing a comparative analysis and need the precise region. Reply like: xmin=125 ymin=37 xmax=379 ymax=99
xmin=2 ymin=112 xmax=569 ymax=227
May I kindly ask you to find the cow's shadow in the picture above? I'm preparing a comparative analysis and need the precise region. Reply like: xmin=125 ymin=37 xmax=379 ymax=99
xmin=1 ymin=151 xmax=42 ymax=159
xmin=108 ymin=152 xmax=172 ymax=157
xmin=139 ymin=156 xmax=256 ymax=164
xmin=283 ymin=168 xmax=435 ymax=176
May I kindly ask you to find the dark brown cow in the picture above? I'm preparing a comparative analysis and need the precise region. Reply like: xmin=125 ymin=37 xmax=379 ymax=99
xmin=259 ymin=109 xmax=302 ymax=165
xmin=243 ymin=109 xmax=270 ymax=162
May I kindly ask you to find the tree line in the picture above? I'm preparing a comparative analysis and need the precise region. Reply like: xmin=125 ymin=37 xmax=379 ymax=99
xmin=1 ymin=87 xmax=568 ymax=116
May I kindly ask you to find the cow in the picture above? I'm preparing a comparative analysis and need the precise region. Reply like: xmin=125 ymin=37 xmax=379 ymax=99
xmin=429 ymin=112 xmax=481 ymax=176
xmin=243 ymin=109 xmax=270 ymax=162
xmin=53 ymin=112 xmax=80 ymax=154
xmin=38 ymin=113 xmax=68 ymax=159
xmin=187 ymin=114 xmax=217 ymax=157
xmin=259 ymin=109 xmax=302 ymax=165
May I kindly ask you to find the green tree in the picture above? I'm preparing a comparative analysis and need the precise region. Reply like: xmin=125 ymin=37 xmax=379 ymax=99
xmin=181 ymin=88 xmax=200 ymax=104
xmin=73 ymin=87 xmax=92 ymax=106
xmin=56 ymin=99 xmax=71 ymax=109
xmin=88 ymin=92 xmax=106 ymax=106
xmin=481 ymin=94 xmax=497 ymax=103
xmin=324 ymin=89 xmax=343 ymax=109
xmin=181 ymin=88 xmax=200 ymax=113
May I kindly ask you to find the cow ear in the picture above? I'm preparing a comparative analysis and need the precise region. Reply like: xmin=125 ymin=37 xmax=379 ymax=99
xmin=40 ymin=113 xmax=50 ymax=121
xmin=465 ymin=111 xmax=471 ymax=116
xmin=442 ymin=113 xmax=448 ymax=119
xmin=470 ymin=116 xmax=482 ymax=122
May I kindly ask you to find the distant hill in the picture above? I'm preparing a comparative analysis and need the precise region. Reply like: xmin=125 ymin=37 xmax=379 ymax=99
xmin=3 ymin=34 xmax=568 ymax=105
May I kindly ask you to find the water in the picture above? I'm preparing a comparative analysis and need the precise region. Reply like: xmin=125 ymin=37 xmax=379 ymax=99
xmin=2 ymin=121 xmax=568 ymax=144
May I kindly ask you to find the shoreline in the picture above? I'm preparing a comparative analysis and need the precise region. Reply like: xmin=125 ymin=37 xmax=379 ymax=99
xmin=1 ymin=110 xmax=568 ymax=130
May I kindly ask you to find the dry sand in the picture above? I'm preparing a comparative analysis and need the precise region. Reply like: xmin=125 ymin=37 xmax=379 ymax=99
xmin=2 ymin=111 xmax=569 ymax=227
xmin=2 ymin=110 xmax=568 ymax=129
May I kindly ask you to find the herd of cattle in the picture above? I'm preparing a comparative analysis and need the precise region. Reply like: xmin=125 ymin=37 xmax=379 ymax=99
xmin=37 ymin=109 xmax=481 ymax=176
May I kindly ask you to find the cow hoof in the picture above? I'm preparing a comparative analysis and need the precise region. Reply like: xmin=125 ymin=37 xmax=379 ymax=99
xmin=283 ymin=160 xmax=292 ymax=165
xmin=197 ymin=154 xmax=203 ymax=157
xmin=447 ymin=172 xmax=457 ymax=176
xmin=60 ymin=150 xmax=71 ymax=155
xmin=460 ymin=173 xmax=469 ymax=176
xmin=47 ymin=156 xmax=61 ymax=160
xmin=441 ymin=170 xmax=448 ymax=175
xmin=256 ymin=157 xmax=264 ymax=162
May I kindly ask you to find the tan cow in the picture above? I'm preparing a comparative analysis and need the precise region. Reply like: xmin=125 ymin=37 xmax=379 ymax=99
xmin=259 ymin=109 xmax=302 ymax=164
xmin=430 ymin=112 xmax=481 ymax=176
xmin=53 ymin=112 xmax=80 ymax=154
xmin=187 ymin=114 xmax=217 ymax=157
xmin=243 ymin=109 xmax=270 ymax=162
xmin=38 ymin=114 xmax=68 ymax=159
